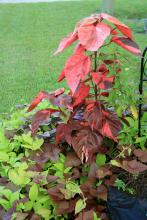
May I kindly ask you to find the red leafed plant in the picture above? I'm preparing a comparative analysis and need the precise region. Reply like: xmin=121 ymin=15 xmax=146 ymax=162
xmin=26 ymin=13 xmax=147 ymax=219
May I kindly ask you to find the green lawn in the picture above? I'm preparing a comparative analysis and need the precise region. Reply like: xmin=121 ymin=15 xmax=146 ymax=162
xmin=0 ymin=0 xmax=147 ymax=112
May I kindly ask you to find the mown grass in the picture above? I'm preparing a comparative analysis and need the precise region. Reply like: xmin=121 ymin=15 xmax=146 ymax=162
xmin=0 ymin=0 xmax=147 ymax=112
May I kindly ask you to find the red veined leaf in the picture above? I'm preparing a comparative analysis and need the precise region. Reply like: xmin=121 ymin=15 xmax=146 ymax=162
xmin=56 ymin=120 xmax=83 ymax=145
xmin=54 ymin=32 xmax=78 ymax=55
xmin=134 ymin=149 xmax=147 ymax=163
xmin=63 ymin=52 xmax=91 ymax=93
xmin=85 ymin=102 xmax=122 ymax=141
xmin=111 ymin=36 xmax=141 ymax=56
xmin=121 ymin=160 xmax=147 ymax=174
xmin=58 ymin=69 xmax=65 ymax=82
xmin=47 ymin=184 xmax=65 ymax=201
xmin=31 ymin=109 xmax=59 ymax=133
xmin=92 ymin=64 xmax=114 ymax=90
xmin=78 ymin=22 xmax=111 ymax=51
xmin=101 ymin=13 xmax=133 ymax=39
xmin=49 ymin=93 xmax=72 ymax=108
xmin=27 ymin=91 xmax=48 ymax=112
xmin=72 ymin=82 xmax=90 ymax=107
xmin=71 ymin=127 xmax=103 ymax=163
xmin=56 ymin=123 xmax=68 ymax=144
xmin=100 ymin=109 xmax=122 ymax=141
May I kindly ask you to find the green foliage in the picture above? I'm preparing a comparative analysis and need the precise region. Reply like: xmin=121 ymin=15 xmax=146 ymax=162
xmin=75 ymin=199 xmax=86 ymax=214
xmin=114 ymin=178 xmax=135 ymax=194
xmin=96 ymin=154 xmax=106 ymax=166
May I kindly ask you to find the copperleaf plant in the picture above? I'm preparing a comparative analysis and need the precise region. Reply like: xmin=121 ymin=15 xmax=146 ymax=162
xmin=24 ymin=13 xmax=147 ymax=219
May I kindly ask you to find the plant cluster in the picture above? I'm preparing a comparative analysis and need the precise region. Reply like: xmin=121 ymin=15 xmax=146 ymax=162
xmin=0 ymin=13 xmax=147 ymax=220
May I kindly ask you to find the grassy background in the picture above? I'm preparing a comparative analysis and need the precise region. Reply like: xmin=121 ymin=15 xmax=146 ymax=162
xmin=0 ymin=0 xmax=147 ymax=112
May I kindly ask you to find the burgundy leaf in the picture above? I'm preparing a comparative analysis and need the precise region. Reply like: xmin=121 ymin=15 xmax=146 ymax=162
xmin=30 ymin=143 xmax=60 ymax=163
xmin=31 ymin=109 xmax=58 ymax=133
xmin=85 ymin=102 xmax=122 ymax=141
xmin=72 ymin=82 xmax=90 ymax=107
xmin=134 ymin=149 xmax=147 ymax=163
xmin=111 ymin=36 xmax=141 ymax=56
xmin=97 ymin=184 xmax=108 ymax=201
xmin=65 ymin=152 xmax=81 ymax=167
xmin=121 ymin=160 xmax=147 ymax=174
xmin=27 ymin=91 xmax=48 ymax=112
xmin=71 ymin=127 xmax=103 ymax=163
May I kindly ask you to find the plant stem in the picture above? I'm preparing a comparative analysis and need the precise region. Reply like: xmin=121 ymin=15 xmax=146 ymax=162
xmin=94 ymin=51 xmax=98 ymax=101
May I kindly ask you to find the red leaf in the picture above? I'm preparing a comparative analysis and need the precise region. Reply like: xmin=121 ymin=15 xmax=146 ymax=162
xmin=54 ymin=32 xmax=78 ymax=55
xmin=74 ymin=44 xmax=86 ymax=54
xmin=65 ymin=152 xmax=81 ymax=167
xmin=92 ymin=76 xmax=113 ymax=90
xmin=92 ymin=64 xmax=114 ymax=90
xmin=78 ymin=23 xmax=111 ymax=51
xmin=101 ymin=13 xmax=133 ymax=39
xmin=134 ymin=149 xmax=147 ymax=163
xmin=27 ymin=91 xmax=48 ymax=112
xmin=63 ymin=52 xmax=91 ymax=93
xmin=111 ymin=36 xmax=141 ymax=56
xmin=31 ymin=109 xmax=58 ymax=133
xmin=100 ymin=109 xmax=122 ymax=141
xmin=58 ymin=69 xmax=65 ymax=82
xmin=72 ymin=82 xmax=90 ymax=107
xmin=85 ymin=103 xmax=122 ymax=141
xmin=121 ymin=160 xmax=147 ymax=174
xmin=71 ymin=127 xmax=103 ymax=162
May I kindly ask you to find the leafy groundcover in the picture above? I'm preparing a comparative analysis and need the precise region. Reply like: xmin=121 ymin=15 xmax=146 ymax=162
xmin=0 ymin=13 xmax=147 ymax=220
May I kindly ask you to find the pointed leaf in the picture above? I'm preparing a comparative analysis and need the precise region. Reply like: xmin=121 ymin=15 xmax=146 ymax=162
xmin=101 ymin=13 xmax=133 ymax=39
xmin=29 ymin=183 xmax=38 ymax=201
xmin=54 ymin=32 xmax=78 ymax=55
xmin=85 ymin=103 xmax=122 ymax=141
xmin=72 ymin=82 xmax=90 ymax=107
xmin=64 ymin=52 xmax=91 ymax=93
xmin=27 ymin=91 xmax=48 ymax=112
xmin=111 ymin=36 xmax=141 ymax=56
xmin=75 ymin=199 xmax=86 ymax=214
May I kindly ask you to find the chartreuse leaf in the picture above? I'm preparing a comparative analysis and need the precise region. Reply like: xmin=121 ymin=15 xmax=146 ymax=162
xmin=66 ymin=181 xmax=81 ymax=194
xmin=94 ymin=212 xmax=101 ymax=220
xmin=36 ymin=208 xmax=51 ymax=220
xmin=0 ymin=152 xmax=9 ymax=162
xmin=130 ymin=105 xmax=138 ymax=119
xmin=8 ymin=163 xmax=31 ymax=186
xmin=96 ymin=154 xmax=106 ymax=166
xmin=29 ymin=183 xmax=38 ymax=201
xmin=15 ymin=132 xmax=44 ymax=151
xmin=75 ymin=199 xmax=86 ymax=214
